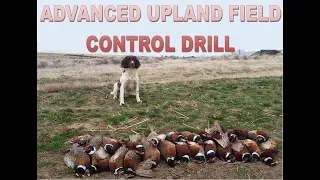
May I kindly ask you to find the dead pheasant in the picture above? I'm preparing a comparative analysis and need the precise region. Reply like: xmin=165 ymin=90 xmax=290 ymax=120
xmin=141 ymin=134 xmax=161 ymax=165
xmin=206 ymin=121 xmax=225 ymax=140
xmin=86 ymin=146 xmax=110 ymax=176
xmin=63 ymin=144 xmax=88 ymax=164
xmin=63 ymin=144 xmax=91 ymax=177
xmin=88 ymin=135 xmax=103 ymax=150
xmin=227 ymin=128 xmax=248 ymax=142
xmin=203 ymin=140 xmax=217 ymax=163
xmin=247 ymin=130 xmax=269 ymax=143
xmin=108 ymin=146 xmax=129 ymax=176
xmin=175 ymin=141 xmax=191 ymax=164
xmin=121 ymin=133 xmax=146 ymax=178
xmin=72 ymin=134 xmax=93 ymax=146
xmin=230 ymin=139 xmax=252 ymax=163
xmin=166 ymin=131 xmax=186 ymax=143
xmin=125 ymin=134 xmax=145 ymax=154
xmin=197 ymin=129 xmax=213 ymax=141
xmin=135 ymin=159 xmax=157 ymax=178
xmin=241 ymin=139 xmax=262 ymax=162
xmin=147 ymin=124 xmax=160 ymax=148
xmin=187 ymin=141 xmax=206 ymax=164
xmin=157 ymin=135 xmax=177 ymax=167
xmin=213 ymin=132 xmax=230 ymax=150
xmin=83 ymin=145 xmax=96 ymax=156
xmin=214 ymin=132 xmax=236 ymax=163
xmin=102 ymin=136 xmax=122 ymax=155
xmin=119 ymin=132 xmax=158 ymax=178
xmin=123 ymin=150 xmax=144 ymax=178
xmin=181 ymin=131 xmax=202 ymax=145
xmin=258 ymin=138 xmax=278 ymax=166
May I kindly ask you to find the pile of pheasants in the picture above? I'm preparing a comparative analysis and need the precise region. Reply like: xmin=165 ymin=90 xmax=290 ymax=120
xmin=63 ymin=121 xmax=279 ymax=178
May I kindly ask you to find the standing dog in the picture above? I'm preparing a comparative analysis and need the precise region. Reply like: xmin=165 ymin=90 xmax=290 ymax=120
xmin=109 ymin=55 xmax=142 ymax=106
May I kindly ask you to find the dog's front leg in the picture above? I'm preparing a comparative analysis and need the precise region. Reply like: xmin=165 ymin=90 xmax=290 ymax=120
xmin=135 ymin=80 xmax=142 ymax=103
xmin=119 ymin=83 xmax=126 ymax=106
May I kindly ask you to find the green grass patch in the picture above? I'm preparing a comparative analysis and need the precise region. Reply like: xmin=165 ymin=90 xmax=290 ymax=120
xmin=37 ymin=108 xmax=74 ymax=123
xmin=37 ymin=129 xmax=81 ymax=152
xmin=38 ymin=77 xmax=283 ymax=152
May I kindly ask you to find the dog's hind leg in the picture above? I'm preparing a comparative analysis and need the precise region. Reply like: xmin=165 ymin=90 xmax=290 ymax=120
xmin=110 ymin=82 xmax=120 ymax=99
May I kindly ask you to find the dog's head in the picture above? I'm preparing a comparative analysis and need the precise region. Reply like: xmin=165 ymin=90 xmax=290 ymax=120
xmin=121 ymin=55 xmax=140 ymax=69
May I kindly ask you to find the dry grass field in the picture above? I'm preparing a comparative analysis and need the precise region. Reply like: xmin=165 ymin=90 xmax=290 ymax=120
xmin=37 ymin=52 xmax=283 ymax=179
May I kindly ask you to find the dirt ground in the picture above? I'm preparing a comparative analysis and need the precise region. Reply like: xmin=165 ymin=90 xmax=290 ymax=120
xmin=37 ymin=53 xmax=283 ymax=92
xmin=37 ymin=151 xmax=282 ymax=179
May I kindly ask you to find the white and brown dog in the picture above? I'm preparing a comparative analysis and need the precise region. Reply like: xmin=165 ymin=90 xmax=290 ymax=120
xmin=110 ymin=55 xmax=142 ymax=106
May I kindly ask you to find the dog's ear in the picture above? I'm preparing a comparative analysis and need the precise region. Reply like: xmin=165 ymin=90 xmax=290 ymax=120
xmin=121 ymin=56 xmax=129 ymax=68
xmin=134 ymin=56 xmax=140 ymax=68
